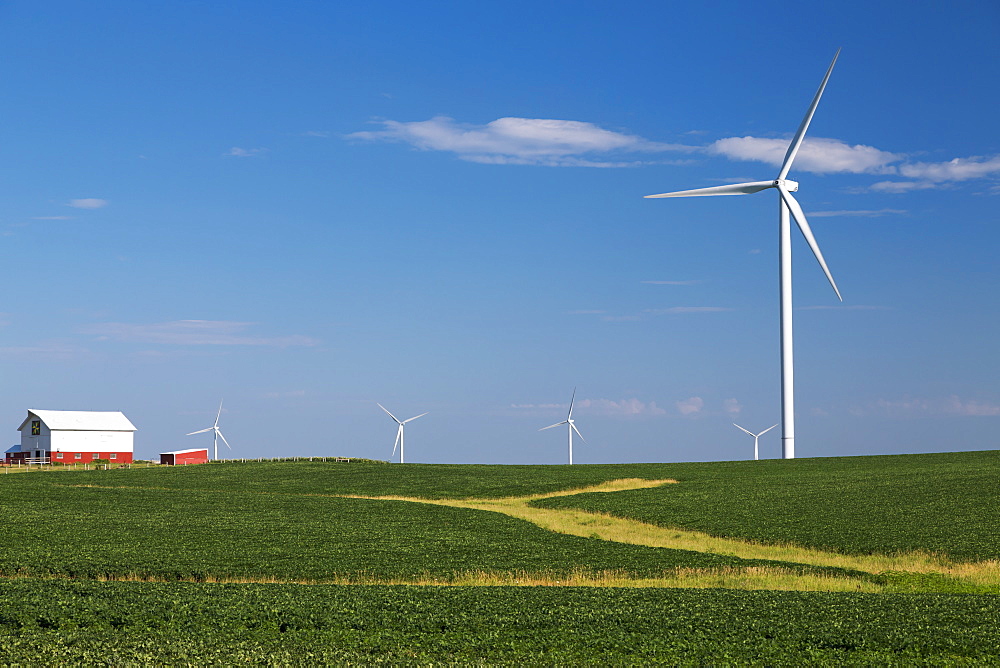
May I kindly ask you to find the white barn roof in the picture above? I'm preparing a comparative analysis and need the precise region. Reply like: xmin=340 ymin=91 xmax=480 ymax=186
xmin=160 ymin=448 xmax=208 ymax=456
xmin=19 ymin=410 xmax=137 ymax=432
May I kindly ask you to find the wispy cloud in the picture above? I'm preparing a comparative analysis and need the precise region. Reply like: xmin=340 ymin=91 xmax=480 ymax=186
xmin=645 ymin=306 xmax=733 ymax=314
xmin=797 ymin=305 xmax=888 ymax=311
xmin=224 ymin=147 xmax=266 ymax=158
xmin=641 ymin=280 xmax=701 ymax=286
xmin=68 ymin=198 xmax=107 ymax=209
xmin=601 ymin=314 xmax=642 ymax=322
xmin=723 ymin=398 xmax=742 ymax=415
xmin=32 ymin=215 xmax=72 ymax=220
xmin=348 ymin=116 xmax=696 ymax=167
xmin=711 ymin=136 xmax=1000 ymax=192
xmin=512 ymin=397 xmax=666 ymax=417
xmin=809 ymin=209 xmax=907 ymax=218
xmin=676 ymin=396 xmax=704 ymax=416
xmin=80 ymin=320 xmax=318 ymax=347
xmin=857 ymin=395 xmax=1000 ymax=417
xmin=578 ymin=398 xmax=667 ymax=416
xmin=349 ymin=114 xmax=1000 ymax=190
xmin=710 ymin=136 xmax=901 ymax=175
xmin=302 ymin=130 xmax=331 ymax=138
xmin=0 ymin=341 xmax=91 ymax=360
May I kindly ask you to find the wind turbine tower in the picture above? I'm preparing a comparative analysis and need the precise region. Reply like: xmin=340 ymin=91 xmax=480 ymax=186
xmin=377 ymin=403 xmax=427 ymax=464
xmin=539 ymin=388 xmax=586 ymax=465
xmin=645 ymin=51 xmax=845 ymax=459
xmin=733 ymin=423 xmax=778 ymax=461
xmin=185 ymin=400 xmax=232 ymax=461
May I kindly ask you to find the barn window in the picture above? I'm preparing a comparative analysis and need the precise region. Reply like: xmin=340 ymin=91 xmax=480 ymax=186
xmin=74 ymin=453 xmax=82 ymax=460
xmin=31 ymin=420 xmax=40 ymax=435
xmin=56 ymin=453 xmax=63 ymax=459
xmin=109 ymin=453 xmax=117 ymax=460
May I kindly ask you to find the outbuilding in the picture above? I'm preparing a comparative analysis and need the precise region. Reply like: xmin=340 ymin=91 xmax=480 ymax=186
xmin=8 ymin=409 xmax=136 ymax=464
xmin=160 ymin=448 xmax=209 ymax=466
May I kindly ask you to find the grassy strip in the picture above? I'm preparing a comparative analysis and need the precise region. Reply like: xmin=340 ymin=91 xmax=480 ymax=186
xmin=1 ymin=477 xmax=840 ymax=583
xmin=1 ymin=580 xmax=998 ymax=664
xmin=533 ymin=449 xmax=1000 ymax=561
xmin=369 ymin=478 xmax=1000 ymax=592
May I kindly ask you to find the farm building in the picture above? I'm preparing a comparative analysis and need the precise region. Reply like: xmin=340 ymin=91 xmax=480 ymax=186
xmin=6 ymin=409 xmax=136 ymax=464
xmin=160 ymin=448 xmax=209 ymax=466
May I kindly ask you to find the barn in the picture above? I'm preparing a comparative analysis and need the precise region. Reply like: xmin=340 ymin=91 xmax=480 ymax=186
xmin=7 ymin=409 xmax=136 ymax=465
xmin=160 ymin=448 xmax=209 ymax=466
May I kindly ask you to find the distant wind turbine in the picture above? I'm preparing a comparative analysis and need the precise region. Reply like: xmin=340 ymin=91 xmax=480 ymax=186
xmin=185 ymin=400 xmax=232 ymax=461
xmin=733 ymin=423 xmax=778 ymax=461
xmin=377 ymin=403 xmax=427 ymax=464
xmin=539 ymin=388 xmax=586 ymax=465
xmin=645 ymin=50 xmax=845 ymax=459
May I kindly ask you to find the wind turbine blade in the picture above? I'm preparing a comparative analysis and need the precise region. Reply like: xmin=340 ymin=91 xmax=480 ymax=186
xmin=377 ymin=403 xmax=402 ymax=424
xmin=567 ymin=388 xmax=577 ymax=419
xmin=539 ymin=421 xmax=568 ymax=431
xmin=186 ymin=427 xmax=213 ymax=436
xmin=215 ymin=399 xmax=224 ymax=427
xmin=571 ymin=423 xmax=587 ymax=444
xmin=777 ymin=49 xmax=841 ymax=180
xmin=645 ymin=181 xmax=774 ymax=198
xmin=732 ymin=423 xmax=755 ymax=437
xmin=392 ymin=427 xmax=401 ymax=457
xmin=778 ymin=185 xmax=843 ymax=301
xmin=758 ymin=424 xmax=779 ymax=437
xmin=402 ymin=412 xmax=428 ymax=424
xmin=217 ymin=429 xmax=233 ymax=450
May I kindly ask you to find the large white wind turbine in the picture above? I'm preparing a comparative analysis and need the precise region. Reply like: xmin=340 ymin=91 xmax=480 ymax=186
xmin=733 ymin=423 xmax=778 ymax=461
xmin=646 ymin=50 xmax=844 ymax=459
xmin=377 ymin=403 xmax=427 ymax=464
xmin=185 ymin=400 xmax=232 ymax=461
xmin=539 ymin=388 xmax=586 ymax=465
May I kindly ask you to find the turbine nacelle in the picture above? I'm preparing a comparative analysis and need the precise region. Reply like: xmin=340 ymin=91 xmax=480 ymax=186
xmin=775 ymin=179 xmax=798 ymax=192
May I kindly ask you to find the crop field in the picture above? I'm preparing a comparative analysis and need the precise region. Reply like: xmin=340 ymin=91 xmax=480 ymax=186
xmin=533 ymin=449 xmax=1000 ymax=561
xmin=1 ymin=450 xmax=998 ymax=663
xmin=2 ymin=580 xmax=1000 ymax=664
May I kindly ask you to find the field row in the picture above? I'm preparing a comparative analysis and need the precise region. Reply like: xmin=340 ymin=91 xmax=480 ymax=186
xmin=1 ymin=580 xmax=999 ymax=664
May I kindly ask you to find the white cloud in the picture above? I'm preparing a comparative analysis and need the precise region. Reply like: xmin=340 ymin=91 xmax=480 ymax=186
xmin=80 ymin=320 xmax=318 ymax=347
xmin=676 ymin=397 xmax=704 ymax=416
xmin=68 ymin=198 xmax=108 ymax=209
xmin=578 ymin=398 xmax=667 ymax=416
xmin=809 ymin=209 xmax=907 ymax=218
xmin=0 ymin=341 xmax=90 ymax=360
xmin=511 ymin=397 xmax=666 ymax=417
xmin=899 ymin=156 xmax=1000 ymax=182
xmin=348 ymin=116 xmax=695 ymax=167
xmin=225 ymin=147 xmax=265 ymax=157
xmin=798 ymin=305 xmax=888 ymax=311
xmin=710 ymin=136 xmax=900 ymax=174
xmin=32 ymin=215 xmax=72 ymax=220
xmin=349 ymin=114 xmax=1000 ymax=191
xmin=862 ymin=395 xmax=1000 ymax=417
xmin=868 ymin=180 xmax=940 ymax=193
xmin=645 ymin=306 xmax=733 ymax=314
xmin=723 ymin=398 xmax=742 ymax=415
xmin=601 ymin=314 xmax=642 ymax=322
xmin=302 ymin=131 xmax=331 ymax=138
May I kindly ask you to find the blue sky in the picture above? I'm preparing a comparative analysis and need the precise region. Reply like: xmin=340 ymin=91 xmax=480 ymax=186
xmin=0 ymin=1 xmax=997 ymax=463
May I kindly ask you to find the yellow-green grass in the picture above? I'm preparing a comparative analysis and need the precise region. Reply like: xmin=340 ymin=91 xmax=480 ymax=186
xmin=361 ymin=478 xmax=1000 ymax=591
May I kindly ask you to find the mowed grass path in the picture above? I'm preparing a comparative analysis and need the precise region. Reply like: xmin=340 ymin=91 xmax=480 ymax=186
xmin=533 ymin=450 xmax=1000 ymax=562
xmin=0 ymin=472 xmax=857 ymax=584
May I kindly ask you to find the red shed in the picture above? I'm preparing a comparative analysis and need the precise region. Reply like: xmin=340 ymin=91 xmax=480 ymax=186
xmin=160 ymin=448 xmax=209 ymax=465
